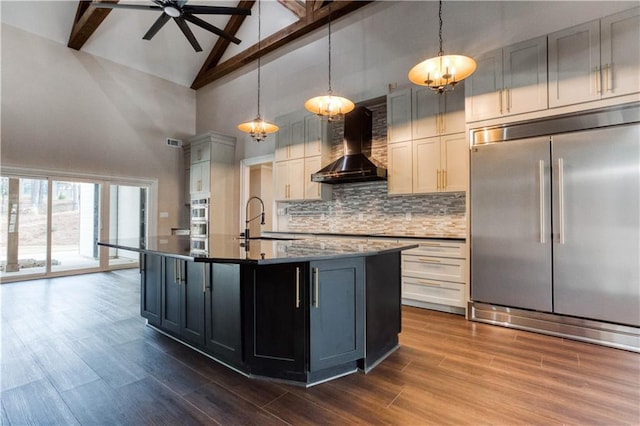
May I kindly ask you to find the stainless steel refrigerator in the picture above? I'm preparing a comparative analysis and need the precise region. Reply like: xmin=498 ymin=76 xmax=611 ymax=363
xmin=470 ymin=106 xmax=639 ymax=329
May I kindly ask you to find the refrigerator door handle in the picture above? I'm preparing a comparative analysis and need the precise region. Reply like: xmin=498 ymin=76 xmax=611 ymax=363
xmin=558 ymin=157 xmax=565 ymax=244
xmin=539 ymin=160 xmax=545 ymax=244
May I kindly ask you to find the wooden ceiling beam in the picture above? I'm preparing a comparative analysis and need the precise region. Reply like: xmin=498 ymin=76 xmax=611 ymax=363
xmin=193 ymin=0 xmax=256 ymax=85
xmin=68 ymin=0 xmax=119 ymax=50
xmin=191 ymin=1 xmax=372 ymax=90
xmin=277 ymin=0 xmax=306 ymax=20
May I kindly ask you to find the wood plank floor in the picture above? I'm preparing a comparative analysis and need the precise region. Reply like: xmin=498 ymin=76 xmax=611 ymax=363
xmin=1 ymin=269 xmax=639 ymax=425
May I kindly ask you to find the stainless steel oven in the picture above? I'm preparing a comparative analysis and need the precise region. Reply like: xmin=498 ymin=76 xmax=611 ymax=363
xmin=190 ymin=237 xmax=208 ymax=254
xmin=190 ymin=197 xmax=209 ymax=222
xmin=190 ymin=221 xmax=208 ymax=237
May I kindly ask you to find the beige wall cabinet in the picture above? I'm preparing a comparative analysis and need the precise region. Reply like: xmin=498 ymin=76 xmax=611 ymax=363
xmin=274 ymin=112 xmax=332 ymax=202
xmin=401 ymin=240 xmax=468 ymax=314
xmin=548 ymin=8 xmax=639 ymax=108
xmin=188 ymin=132 xmax=236 ymax=233
xmin=388 ymin=133 xmax=468 ymax=195
xmin=275 ymin=113 xmax=306 ymax=162
xmin=465 ymin=36 xmax=548 ymax=122
xmin=412 ymin=86 xmax=465 ymax=139
xmin=274 ymin=159 xmax=305 ymax=201
xmin=386 ymin=88 xmax=412 ymax=144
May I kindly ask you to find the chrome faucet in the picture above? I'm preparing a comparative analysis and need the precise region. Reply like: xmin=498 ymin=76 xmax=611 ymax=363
xmin=244 ymin=196 xmax=265 ymax=242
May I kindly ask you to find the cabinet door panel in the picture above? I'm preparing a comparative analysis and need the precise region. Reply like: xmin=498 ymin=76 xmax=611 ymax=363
xmin=162 ymin=258 xmax=181 ymax=333
xmin=412 ymin=87 xmax=439 ymax=139
xmin=413 ymin=137 xmax=440 ymax=194
xmin=503 ymin=36 xmax=548 ymax=115
xmin=310 ymin=258 xmax=364 ymax=371
xmin=601 ymin=8 xmax=640 ymax=98
xmin=388 ymin=141 xmax=413 ymax=194
xmin=442 ymin=86 xmax=466 ymax=135
xmin=441 ymin=133 xmax=468 ymax=192
xmin=275 ymin=121 xmax=291 ymax=162
xmin=548 ymin=20 xmax=600 ymax=107
xmin=248 ymin=264 xmax=306 ymax=376
xmin=289 ymin=119 xmax=306 ymax=159
xmin=274 ymin=162 xmax=289 ymax=201
xmin=304 ymin=115 xmax=323 ymax=156
xmin=288 ymin=158 xmax=305 ymax=200
xmin=206 ymin=263 xmax=242 ymax=365
xmin=182 ymin=262 xmax=205 ymax=346
xmin=465 ymin=49 xmax=503 ymax=122
xmin=141 ymin=253 xmax=162 ymax=326
xmin=387 ymin=88 xmax=412 ymax=143
xmin=304 ymin=156 xmax=322 ymax=200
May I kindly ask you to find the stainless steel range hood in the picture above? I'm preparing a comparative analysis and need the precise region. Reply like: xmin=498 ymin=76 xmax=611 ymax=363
xmin=311 ymin=106 xmax=387 ymax=184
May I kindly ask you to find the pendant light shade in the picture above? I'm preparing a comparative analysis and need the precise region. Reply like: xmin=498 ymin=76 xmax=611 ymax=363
xmin=408 ymin=1 xmax=476 ymax=93
xmin=304 ymin=5 xmax=354 ymax=121
xmin=237 ymin=0 xmax=278 ymax=142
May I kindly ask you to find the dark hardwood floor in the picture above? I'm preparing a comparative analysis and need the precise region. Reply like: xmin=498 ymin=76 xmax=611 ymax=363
xmin=1 ymin=269 xmax=639 ymax=425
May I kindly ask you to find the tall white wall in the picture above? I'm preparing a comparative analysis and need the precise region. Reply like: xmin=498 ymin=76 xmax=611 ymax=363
xmin=1 ymin=24 xmax=196 ymax=236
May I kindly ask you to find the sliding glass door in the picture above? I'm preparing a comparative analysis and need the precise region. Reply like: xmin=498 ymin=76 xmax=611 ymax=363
xmin=0 ymin=174 xmax=149 ymax=282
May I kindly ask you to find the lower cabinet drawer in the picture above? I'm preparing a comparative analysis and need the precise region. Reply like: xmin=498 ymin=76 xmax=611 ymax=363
xmin=402 ymin=255 xmax=465 ymax=282
xmin=402 ymin=276 xmax=465 ymax=308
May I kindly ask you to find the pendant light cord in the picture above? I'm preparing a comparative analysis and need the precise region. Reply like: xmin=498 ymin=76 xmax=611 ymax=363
xmin=256 ymin=0 xmax=262 ymax=117
xmin=328 ymin=3 xmax=332 ymax=94
xmin=438 ymin=0 xmax=443 ymax=56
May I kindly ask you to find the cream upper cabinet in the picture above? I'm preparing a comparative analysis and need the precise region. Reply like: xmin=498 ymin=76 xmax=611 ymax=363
xmin=600 ymin=8 xmax=640 ymax=99
xmin=549 ymin=8 xmax=639 ymax=107
xmin=389 ymin=133 xmax=468 ymax=195
xmin=275 ymin=114 xmax=305 ymax=162
xmin=304 ymin=115 xmax=323 ymax=156
xmin=387 ymin=141 xmax=413 ymax=195
xmin=189 ymin=161 xmax=210 ymax=194
xmin=303 ymin=156 xmax=332 ymax=200
xmin=412 ymin=86 xmax=465 ymax=139
xmin=412 ymin=137 xmax=440 ymax=193
xmin=387 ymin=88 xmax=412 ymax=143
xmin=274 ymin=158 xmax=305 ymax=201
xmin=466 ymin=36 xmax=548 ymax=121
xmin=548 ymin=21 xmax=601 ymax=107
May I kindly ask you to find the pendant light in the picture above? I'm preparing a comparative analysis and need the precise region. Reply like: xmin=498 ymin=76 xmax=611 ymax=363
xmin=408 ymin=0 xmax=476 ymax=94
xmin=238 ymin=0 xmax=278 ymax=142
xmin=304 ymin=4 xmax=354 ymax=121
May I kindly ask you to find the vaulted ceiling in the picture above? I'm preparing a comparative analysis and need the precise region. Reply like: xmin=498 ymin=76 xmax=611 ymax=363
xmin=66 ymin=0 xmax=371 ymax=89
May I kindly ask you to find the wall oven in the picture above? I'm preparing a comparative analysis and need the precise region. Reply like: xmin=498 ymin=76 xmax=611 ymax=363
xmin=191 ymin=197 xmax=209 ymax=223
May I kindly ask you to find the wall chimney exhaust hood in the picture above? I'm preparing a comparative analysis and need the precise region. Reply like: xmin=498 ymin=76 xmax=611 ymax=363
xmin=311 ymin=106 xmax=387 ymax=184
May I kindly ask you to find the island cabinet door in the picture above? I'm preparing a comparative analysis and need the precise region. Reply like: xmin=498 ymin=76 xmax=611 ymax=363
xmin=162 ymin=258 xmax=183 ymax=334
xmin=141 ymin=253 xmax=162 ymax=327
xmin=205 ymin=263 xmax=242 ymax=366
xmin=245 ymin=263 xmax=307 ymax=380
xmin=181 ymin=261 xmax=206 ymax=347
xmin=309 ymin=258 xmax=365 ymax=372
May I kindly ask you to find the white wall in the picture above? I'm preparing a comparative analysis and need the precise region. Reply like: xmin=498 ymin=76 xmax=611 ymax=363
xmin=1 ymin=24 xmax=197 ymax=236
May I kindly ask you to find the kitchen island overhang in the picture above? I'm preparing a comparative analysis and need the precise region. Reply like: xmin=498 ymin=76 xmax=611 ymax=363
xmin=98 ymin=234 xmax=417 ymax=386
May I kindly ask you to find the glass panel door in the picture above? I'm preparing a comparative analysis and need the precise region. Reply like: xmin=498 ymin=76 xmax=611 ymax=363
xmin=107 ymin=184 xmax=146 ymax=267
xmin=0 ymin=177 xmax=49 ymax=279
xmin=50 ymin=180 xmax=101 ymax=273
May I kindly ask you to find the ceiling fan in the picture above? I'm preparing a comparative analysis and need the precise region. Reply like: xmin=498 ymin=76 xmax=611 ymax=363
xmin=92 ymin=0 xmax=252 ymax=52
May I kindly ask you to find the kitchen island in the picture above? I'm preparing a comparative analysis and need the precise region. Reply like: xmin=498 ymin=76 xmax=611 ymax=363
xmin=99 ymin=234 xmax=417 ymax=386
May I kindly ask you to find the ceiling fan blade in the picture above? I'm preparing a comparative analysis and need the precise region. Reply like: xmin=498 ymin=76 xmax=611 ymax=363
xmin=92 ymin=3 xmax=162 ymax=12
xmin=143 ymin=13 xmax=171 ymax=40
xmin=182 ymin=14 xmax=241 ymax=45
xmin=183 ymin=5 xmax=251 ymax=16
xmin=173 ymin=17 xmax=203 ymax=52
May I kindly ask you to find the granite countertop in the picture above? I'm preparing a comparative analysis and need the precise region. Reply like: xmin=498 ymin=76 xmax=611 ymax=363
xmin=262 ymin=231 xmax=466 ymax=241
xmin=98 ymin=234 xmax=418 ymax=264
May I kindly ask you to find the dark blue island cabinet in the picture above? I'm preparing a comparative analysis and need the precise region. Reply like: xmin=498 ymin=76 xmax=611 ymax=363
xmin=132 ymin=244 xmax=405 ymax=386
xmin=244 ymin=257 xmax=366 ymax=383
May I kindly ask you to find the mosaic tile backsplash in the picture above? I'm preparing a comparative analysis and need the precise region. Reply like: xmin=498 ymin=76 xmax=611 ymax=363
xmin=278 ymin=99 xmax=467 ymax=238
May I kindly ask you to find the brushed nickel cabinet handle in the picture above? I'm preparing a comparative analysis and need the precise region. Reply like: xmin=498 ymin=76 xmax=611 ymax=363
xmin=202 ymin=263 xmax=206 ymax=294
xmin=558 ymin=157 xmax=565 ymax=244
xmin=313 ymin=267 xmax=319 ymax=308
xmin=539 ymin=160 xmax=545 ymax=244
xmin=295 ymin=267 xmax=300 ymax=308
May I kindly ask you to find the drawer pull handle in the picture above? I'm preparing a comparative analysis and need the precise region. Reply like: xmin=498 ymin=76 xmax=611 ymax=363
xmin=313 ymin=267 xmax=319 ymax=308
xmin=418 ymin=280 xmax=442 ymax=287
xmin=295 ymin=267 xmax=300 ymax=308
xmin=418 ymin=258 xmax=441 ymax=263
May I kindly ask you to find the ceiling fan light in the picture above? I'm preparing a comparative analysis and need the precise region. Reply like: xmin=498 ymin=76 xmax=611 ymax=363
xmin=163 ymin=6 xmax=181 ymax=17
